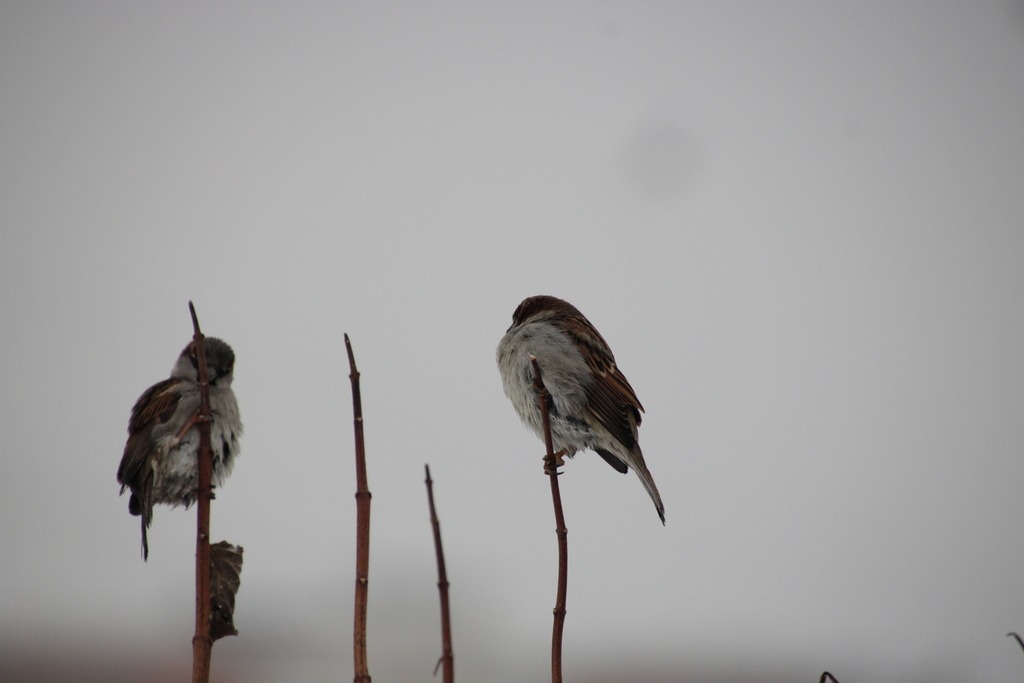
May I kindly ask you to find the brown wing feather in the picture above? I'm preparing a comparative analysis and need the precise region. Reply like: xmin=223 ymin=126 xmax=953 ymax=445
xmin=555 ymin=310 xmax=644 ymax=451
xmin=117 ymin=378 xmax=183 ymax=488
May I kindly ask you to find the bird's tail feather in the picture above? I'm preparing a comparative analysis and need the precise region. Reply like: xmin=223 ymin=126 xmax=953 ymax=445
xmin=626 ymin=447 xmax=665 ymax=524
xmin=140 ymin=515 xmax=150 ymax=561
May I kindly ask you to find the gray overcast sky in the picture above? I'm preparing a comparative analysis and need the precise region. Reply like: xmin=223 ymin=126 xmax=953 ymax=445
xmin=2 ymin=2 xmax=1024 ymax=682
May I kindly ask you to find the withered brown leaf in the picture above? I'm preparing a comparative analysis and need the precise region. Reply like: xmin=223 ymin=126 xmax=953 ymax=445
xmin=210 ymin=541 xmax=243 ymax=641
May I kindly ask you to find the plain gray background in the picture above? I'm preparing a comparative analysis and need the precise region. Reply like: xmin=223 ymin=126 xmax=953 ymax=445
xmin=2 ymin=2 xmax=1023 ymax=681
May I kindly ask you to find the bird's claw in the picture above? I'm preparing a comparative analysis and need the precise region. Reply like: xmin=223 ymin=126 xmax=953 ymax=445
xmin=543 ymin=449 xmax=567 ymax=475
xmin=175 ymin=409 xmax=211 ymax=441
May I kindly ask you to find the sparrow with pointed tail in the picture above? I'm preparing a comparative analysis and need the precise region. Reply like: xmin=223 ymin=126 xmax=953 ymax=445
xmin=497 ymin=295 xmax=665 ymax=523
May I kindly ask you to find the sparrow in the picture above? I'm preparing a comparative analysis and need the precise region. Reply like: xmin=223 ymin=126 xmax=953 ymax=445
xmin=117 ymin=337 xmax=242 ymax=559
xmin=497 ymin=295 xmax=665 ymax=523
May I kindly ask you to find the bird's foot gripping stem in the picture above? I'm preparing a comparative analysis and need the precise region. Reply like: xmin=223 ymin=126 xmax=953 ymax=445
xmin=175 ymin=408 xmax=212 ymax=441
xmin=544 ymin=449 xmax=567 ymax=476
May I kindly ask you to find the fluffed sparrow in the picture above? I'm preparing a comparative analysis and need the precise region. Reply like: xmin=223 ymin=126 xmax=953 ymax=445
xmin=117 ymin=337 xmax=242 ymax=559
xmin=497 ymin=296 xmax=665 ymax=523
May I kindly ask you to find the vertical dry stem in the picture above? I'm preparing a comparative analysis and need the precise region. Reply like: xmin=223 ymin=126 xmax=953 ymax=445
xmin=530 ymin=357 xmax=567 ymax=683
xmin=189 ymin=301 xmax=214 ymax=683
xmin=346 ymin=334 xmax=372 ymax=683
xmin=424 ymin=465 xmax=454 ymax=683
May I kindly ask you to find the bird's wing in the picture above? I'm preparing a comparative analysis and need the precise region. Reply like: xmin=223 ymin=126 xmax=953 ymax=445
xmin=117 ymin=378 xmax=183 ymax=487
xmin=559 ymin=317 xmax=644 ymax=452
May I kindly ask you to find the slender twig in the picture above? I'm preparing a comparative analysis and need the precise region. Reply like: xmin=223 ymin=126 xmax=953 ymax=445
xmin=424 ymin=465 xmax=454 ymax=683
xmin=189 ymin=301 xmax=214 ymax=683
xmin=1007 ymin=632 xmax=1024 ymax=656
xmin=346 ymin=334 xmax=372 ymax=683
xmin=530 ymin=356 xmax=567 ymax=683
xmin=819 ymin=672 xmax=839 ymax=683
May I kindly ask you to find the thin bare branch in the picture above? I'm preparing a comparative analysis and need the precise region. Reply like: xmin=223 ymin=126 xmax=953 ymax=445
xmin=1008 ymin=632 xmax=1024 ymax=656
xmin=819 ymin=672 xmax=839 ymax=683
xmin=530 ymin=356 xmax=567 ymax=683
xmin=346 ymin=334 xmax=372 ymax=683
xmin=424 ymin=465 xmax=454 ymax=683
xmin=189 ymin=301 xmax=214 ymax=683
